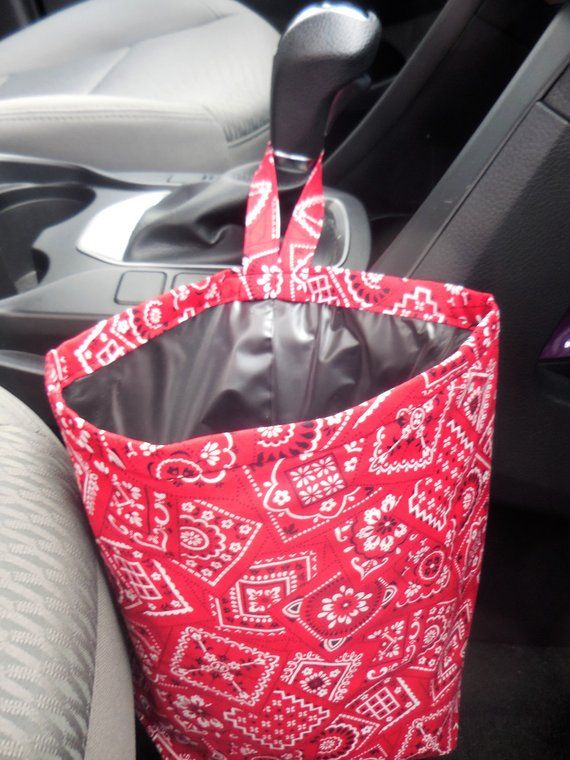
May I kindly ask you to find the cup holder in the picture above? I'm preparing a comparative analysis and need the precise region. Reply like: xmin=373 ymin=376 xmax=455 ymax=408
xmin=0 ymin=183 xmax=94 ymax=296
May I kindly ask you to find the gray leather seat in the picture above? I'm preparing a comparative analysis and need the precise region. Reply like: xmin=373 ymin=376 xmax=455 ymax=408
xmin=0 ymin=386 xmax=135 ymax=759
xmin=0 ymin=0 xmax=279 ymax=172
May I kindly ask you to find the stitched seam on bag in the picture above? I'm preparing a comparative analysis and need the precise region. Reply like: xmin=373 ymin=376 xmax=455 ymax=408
xmin=98 ymin=354 xmax=496 ymax=496
xmin=65 ymin=340 xmax=497 ymax=485
xmin=49 ymin=266 xmax=496 ymax=396
xmin=48 ymin=268 xmax=499 ymax=477
xmin=55 ymin=271 xmax=494 ymax=392
xmin=55 ymin=273 xmax=496 ymax=416
xmin=55 ymin=292 xmax=490 ymax=394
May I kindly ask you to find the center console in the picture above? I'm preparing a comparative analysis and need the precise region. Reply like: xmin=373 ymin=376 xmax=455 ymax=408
xmin=0 ymin=2 xmax=380 ymax=420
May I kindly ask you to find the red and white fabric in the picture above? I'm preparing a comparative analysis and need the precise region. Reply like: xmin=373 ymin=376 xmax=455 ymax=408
xmin=46 ymin=145 xmax=500 ymax=759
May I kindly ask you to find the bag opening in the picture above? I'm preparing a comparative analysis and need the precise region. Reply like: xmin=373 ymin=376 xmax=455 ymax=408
xmin=63 ymin=299 xmax=469 ymax=445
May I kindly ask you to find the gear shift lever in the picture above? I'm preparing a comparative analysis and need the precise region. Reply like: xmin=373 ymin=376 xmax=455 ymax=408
xmin=123 ymin=2 xmax=379 ymax=266
xmin=271 ymin=2 xmax=381 ymax=174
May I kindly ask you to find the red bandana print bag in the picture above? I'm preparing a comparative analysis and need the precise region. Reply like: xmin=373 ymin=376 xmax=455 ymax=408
xmin=46 ymin=145 xmax=499 ymax=760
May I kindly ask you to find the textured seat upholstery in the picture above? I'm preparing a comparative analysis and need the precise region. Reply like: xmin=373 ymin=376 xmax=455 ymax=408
xmin=0 ymin=0 xmax=279 ymax=172
xmin=0 ymin=386 xmax=135 ymax=759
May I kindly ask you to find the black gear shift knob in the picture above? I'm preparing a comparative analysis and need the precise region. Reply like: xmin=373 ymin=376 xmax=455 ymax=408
xmin=271 ymin=2 xmax=381 ymax=172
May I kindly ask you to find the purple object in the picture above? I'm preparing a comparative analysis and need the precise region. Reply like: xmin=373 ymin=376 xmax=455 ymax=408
xmin=541 ymin=309 xmax=570 ymax=360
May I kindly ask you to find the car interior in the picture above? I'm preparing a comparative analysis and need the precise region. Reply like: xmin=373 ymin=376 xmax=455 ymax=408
xmin=0 ymin=0 xmax=568 ymax=758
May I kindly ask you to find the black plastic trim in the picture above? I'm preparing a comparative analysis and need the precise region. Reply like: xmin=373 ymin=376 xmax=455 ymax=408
xmin=325 ymin=0 xmax=485 ymax=183
xmin=372 ymin=4 xmax=570 ymax=276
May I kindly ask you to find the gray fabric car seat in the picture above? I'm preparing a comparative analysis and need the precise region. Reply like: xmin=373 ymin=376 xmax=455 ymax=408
xmin=0 ymin=386 xmax=135 ymax=759
xmin=0 ymin=0 xmax=279 ymax=172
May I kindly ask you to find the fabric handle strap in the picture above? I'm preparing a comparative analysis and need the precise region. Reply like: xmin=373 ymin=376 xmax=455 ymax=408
xmin=242 ymin=143 xmax=324 ymax=276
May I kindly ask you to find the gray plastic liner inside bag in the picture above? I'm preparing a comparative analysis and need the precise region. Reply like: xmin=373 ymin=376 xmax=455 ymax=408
xmin=63 ymin=300 xmax=468 ymax=445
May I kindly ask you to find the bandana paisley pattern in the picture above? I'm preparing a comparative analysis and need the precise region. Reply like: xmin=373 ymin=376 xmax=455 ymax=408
xmin=46 ymin=144 xmax=499 ymax=759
